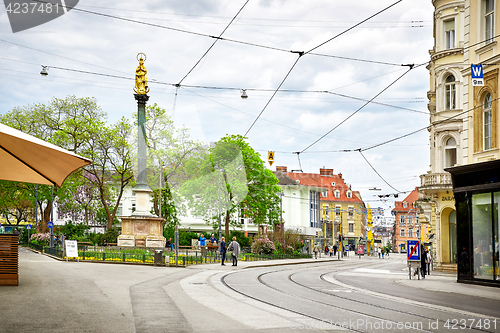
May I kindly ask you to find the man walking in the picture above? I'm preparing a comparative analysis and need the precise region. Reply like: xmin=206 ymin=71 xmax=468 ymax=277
xmin=219 ymin=237 xmax=226 ymax=266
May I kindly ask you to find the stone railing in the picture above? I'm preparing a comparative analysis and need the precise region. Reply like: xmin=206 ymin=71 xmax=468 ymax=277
xmin=420 ymin=172 xmax=452 ymax=188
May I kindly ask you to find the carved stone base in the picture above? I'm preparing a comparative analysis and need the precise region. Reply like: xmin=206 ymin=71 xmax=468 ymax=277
xmin=117 ymin=215 xmax=165 ymax=247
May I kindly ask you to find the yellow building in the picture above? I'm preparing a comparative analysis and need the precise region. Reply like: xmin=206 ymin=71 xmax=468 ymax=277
xmin=284 ymin=168 xmax=367 ymax=250
xmin=418 ymin=0 xmax=464 ymax=268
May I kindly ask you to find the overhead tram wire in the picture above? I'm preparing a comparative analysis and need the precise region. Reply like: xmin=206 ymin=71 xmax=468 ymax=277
xmin=304 ymin=0 xmax=403 ymax=55
xmin=0 ymin=39 xmax=130 ymax=75
xmin=357 ymin=92 xmax=500 ymax=152
xmin=299 ymin=64 xmax=416 ymax=154
xmin=32 ymin=0 xmax=405 ymax=66
xmin=243 ymin=0 xmax=404 ymax=137
xmin=243 ymin=55 xmax=302 ymax=137
xmin=9 ymin=56 xmax=426 ymax=115
xmin=357 ymin=149 xmax=401 ymax=193
xmin=177 ymin=0 xmax=250 ymax=86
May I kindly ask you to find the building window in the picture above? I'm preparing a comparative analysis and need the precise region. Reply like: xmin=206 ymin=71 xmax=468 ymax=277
xmin=408 ymin=228 xmax=413 ymax=238
xmin=444 ymin=19 xmax=455 ymax=49
xmin=346 ymin=191 xmax=352 ymax=198
xmin=321 ymin=191 xmax=328 ymax=197
xmin=335 ymin=206 xmax=341 ymax=216
xmin=400 ymin=228 xmax=406 ymax=237
xmin=348 ymin=223 xmax=354 ymax=233
xmin=444 ymin=136 xmax=457 ymax=168
xmin=408 ymin=216 xmax=413 ymax=225
xmin=403 ymin=202 xmax=408 ymax=208
xmin=484 ymin=93 xmax=493 ymax=150
xmin=445 ymin=75 xmax=456 ymax=110
xmin=485 ymin=0 xmax=495 ymax=44
xmin=334 ymin=190 xmax=340 ymax=198
xmin=348 ymin=207 xmax=354 ymax=217
xmin=400 ymin=215 xmax=405 ymax=226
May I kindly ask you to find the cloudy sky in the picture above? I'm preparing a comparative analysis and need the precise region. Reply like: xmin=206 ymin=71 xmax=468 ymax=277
xmin=0 ymin=0 xmax=434 ymax=215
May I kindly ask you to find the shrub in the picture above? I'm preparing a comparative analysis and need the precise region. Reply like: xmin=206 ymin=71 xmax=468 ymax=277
xmin=30 ymin=233 xmax=50 ymax=246
xmin=251 ymin=236 xmax=276 ymax=254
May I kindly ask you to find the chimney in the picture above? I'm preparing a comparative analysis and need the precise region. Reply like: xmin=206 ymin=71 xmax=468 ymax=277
xmin=338 ymin=173 xmax=343 ymax=179
xmin=319 ymin=168 xmax=334 ymax=176
xmin=276 ymin=166 xmax=287 ymax=172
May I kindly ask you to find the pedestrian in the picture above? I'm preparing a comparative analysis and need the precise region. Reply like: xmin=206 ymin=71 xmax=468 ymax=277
xmin=378 ymin=247 xmax=381 ymax=258
xmin=420 ymin=245 xmax=427 ymax=278
xmin=426 ymin=249 xmax=431 ymax=275
xmin=329 ymin=245 xmax=333 ymax=257
xmin=165 ymin=238 xmax=173 ymax=251
xmin=386 ymin=247 xmax=390 ymax=258
xmin=209 ymin=234 xmax=217 ymax=245
xmin=324 ymin=245 xmax=329 ymax=255
xmin=219 ymin=237 xmax=226 ymax=266
xmin=199 ymin=234 xmax=206 ymax=248
xmin=381 ymin=247 xmax=385 ymax=259
xmin=227 ymin=237 xmax=240 ymax=266
xmin=333 ymin=244 xmax=338 ymax=256
xmin=313 ymin=243 xmax=320 ymax=259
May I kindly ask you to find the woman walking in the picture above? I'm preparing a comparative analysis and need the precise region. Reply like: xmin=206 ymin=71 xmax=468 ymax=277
xmin=227 ymin=237 xmax=241 ymax=266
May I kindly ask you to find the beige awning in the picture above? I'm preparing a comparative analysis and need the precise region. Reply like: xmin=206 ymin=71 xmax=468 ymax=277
xmin=0 ymin=123 xmax=92 ymax=187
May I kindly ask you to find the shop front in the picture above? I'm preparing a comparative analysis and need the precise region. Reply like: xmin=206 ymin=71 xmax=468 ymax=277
xmin=446 ymin=160 xmax=500 ymax=286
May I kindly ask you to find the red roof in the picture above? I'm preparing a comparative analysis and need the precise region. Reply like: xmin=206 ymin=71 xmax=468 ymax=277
xmin=392 ymin=187 xmax=419 ymax=213
xmin=285 ymin=172 xmax=363 ymax=203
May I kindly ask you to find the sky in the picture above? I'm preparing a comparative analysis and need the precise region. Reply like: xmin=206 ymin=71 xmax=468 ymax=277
xmin=0 ymin=0 xmax=435 ymax=216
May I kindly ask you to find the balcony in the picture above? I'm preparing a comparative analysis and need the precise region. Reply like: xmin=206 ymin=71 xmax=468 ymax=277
xmin=419 ymin=172 xmax=452 ymax=192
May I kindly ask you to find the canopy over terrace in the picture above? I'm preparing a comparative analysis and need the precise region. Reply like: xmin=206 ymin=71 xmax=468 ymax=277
xmin=0 ymin=123 xmax=92 ymax=187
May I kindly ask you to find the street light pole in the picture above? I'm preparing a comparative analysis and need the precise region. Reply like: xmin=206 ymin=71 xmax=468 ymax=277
xmin=217 ymin=166 xmax=222 ymax=242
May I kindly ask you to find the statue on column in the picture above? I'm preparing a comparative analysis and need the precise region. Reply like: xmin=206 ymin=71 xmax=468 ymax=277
xmin=134 ymin=53 xmax=150 ymax=95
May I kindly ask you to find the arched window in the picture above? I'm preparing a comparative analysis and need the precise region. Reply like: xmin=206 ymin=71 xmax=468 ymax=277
xmin=445 ymin=75 xmax=456 ymax=110
xmin=483 ymin=93 xmax=493 ymax=150
xmin=444 ymin=136 xmax=457 ymax=168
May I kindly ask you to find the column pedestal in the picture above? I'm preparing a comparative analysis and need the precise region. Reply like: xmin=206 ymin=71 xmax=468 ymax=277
xmin=118 ymin=215 xmax=166 ymax=247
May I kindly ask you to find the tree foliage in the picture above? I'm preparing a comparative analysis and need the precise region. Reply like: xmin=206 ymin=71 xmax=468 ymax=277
xmin=179 ymin=134 xmax=281 ymax=239
xmin=0 ymin=96 xmax=133 ymax=229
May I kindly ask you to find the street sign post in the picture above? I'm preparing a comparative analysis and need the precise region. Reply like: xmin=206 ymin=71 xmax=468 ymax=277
xmin=47 ymin=221 xmax=53 ymax=228
xmin=407 ymin=240 xmax=421 ymax=280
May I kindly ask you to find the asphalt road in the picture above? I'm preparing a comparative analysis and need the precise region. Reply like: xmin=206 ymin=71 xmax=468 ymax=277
xmin=1 ymin=248 xmax=499 ymax=333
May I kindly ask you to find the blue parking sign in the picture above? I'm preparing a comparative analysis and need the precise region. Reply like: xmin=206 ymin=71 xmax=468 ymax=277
xmin=407 ymin=240 xmax=420 ymax=261
xmin=471 ymin=64 xmax=484 ymax=86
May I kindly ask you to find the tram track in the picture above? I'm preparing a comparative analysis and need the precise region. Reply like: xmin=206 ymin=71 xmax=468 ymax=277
xmin=220 ymin=260 xmax=500 ymax=333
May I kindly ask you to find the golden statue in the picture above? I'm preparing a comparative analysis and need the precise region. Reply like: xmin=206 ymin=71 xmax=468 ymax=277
xmin=134 ymin=53 xmax=150 ymax=94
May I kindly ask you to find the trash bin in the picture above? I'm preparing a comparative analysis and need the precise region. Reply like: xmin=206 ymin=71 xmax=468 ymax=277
xmin=154 ymin=250 xmax=164 ymax=266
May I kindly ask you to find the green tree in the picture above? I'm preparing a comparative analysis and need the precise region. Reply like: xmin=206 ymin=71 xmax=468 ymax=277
xmin=180 ymin=134 xmax=281 ymax=239
xmin=0 ymin=96 xmax=134 ymax=230
xmin=138 ymin=103 xmax=203 ymax=226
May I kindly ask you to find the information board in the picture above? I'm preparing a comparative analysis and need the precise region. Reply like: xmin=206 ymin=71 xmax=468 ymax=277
xmin=65 ymin=240 xmax=78 ymax=258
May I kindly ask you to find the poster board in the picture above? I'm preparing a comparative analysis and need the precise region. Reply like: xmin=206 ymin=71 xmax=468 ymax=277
xmin=65 ymin=240 xmax=79 ymax=261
